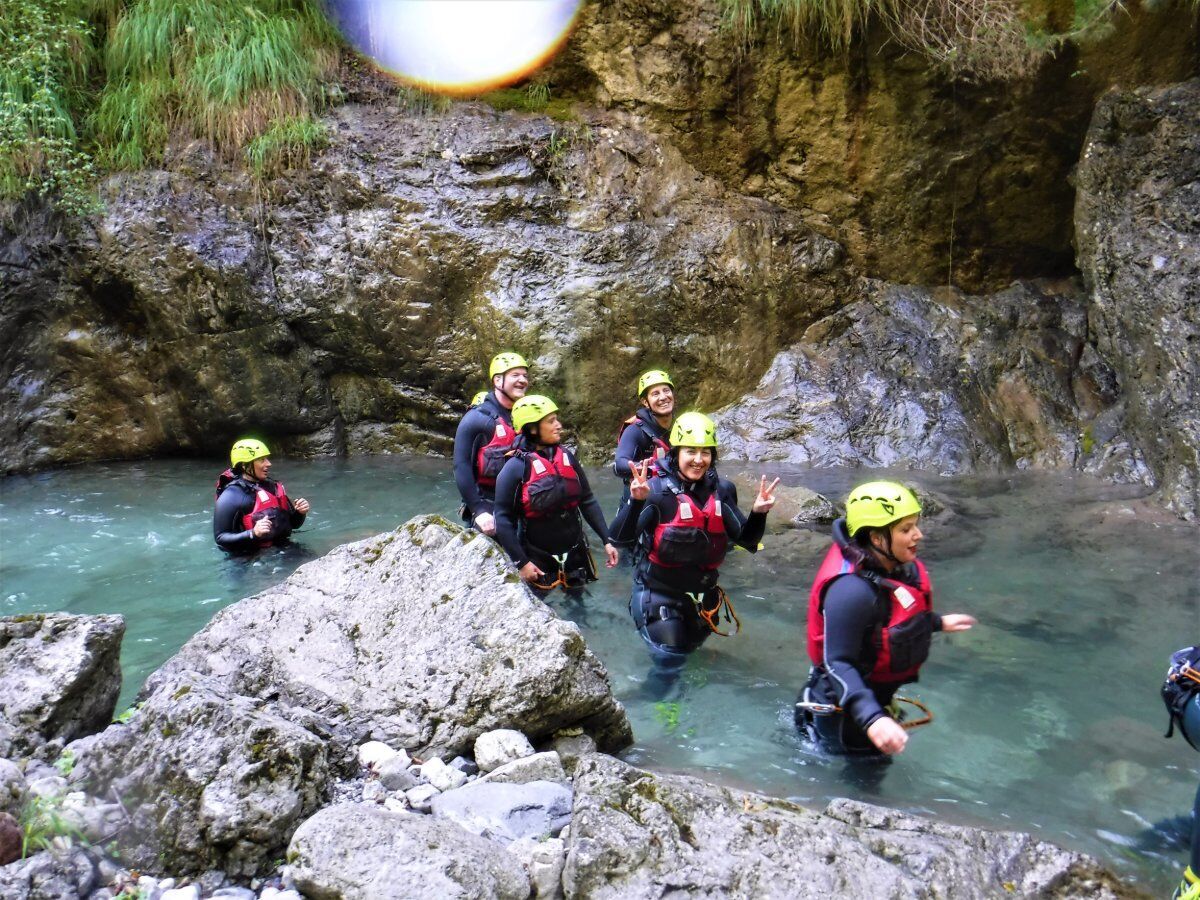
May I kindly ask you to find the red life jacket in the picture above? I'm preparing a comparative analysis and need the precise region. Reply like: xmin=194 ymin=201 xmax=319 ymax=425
xmin=520 ymin=446 xmax=582 ymax=519
xmin=241 ymin=481 xmax=290 ymax=548
xmin=476 ymin=415 xmax=517 ymax=489
xmin=806 ymin=544 xmax=934 ymax=684
xmin=617 ymin=415 xmax=670 ymax=476
xmin=648 ymin=478 xmax=729 ymax=570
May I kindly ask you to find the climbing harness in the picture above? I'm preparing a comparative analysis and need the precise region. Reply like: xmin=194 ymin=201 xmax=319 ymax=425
xmin=794 ymin=695 xmax=934 ymax=731
xmin=687 ymin=585 xmax=741 ymax=636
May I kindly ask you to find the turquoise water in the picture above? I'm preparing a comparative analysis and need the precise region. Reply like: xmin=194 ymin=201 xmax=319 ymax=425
xmin=1 ymin=456 xmax=1196 ymax=892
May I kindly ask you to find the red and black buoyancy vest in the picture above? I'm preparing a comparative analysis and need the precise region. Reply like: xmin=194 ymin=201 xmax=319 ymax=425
xmin=806 ymin=543 xmax=934 ymax=684
xmin=476 ymin=410 xmax=517 ymax=489
xmin=648 ymin=477 xmax=729 ymax=570
xmin=217 ymin=472 xmax=291 ymax=548
xmin=520 ymin=446 xmax=582 ymax=519
xmin=618 ymin=415 xmax=671 ymax=476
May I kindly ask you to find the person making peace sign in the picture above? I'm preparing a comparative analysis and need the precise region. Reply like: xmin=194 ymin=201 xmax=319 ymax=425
xmin=610 ymin=412 xmax=779 ymax=685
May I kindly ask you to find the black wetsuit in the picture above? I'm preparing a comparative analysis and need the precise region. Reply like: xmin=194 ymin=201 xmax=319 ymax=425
xmin=798 ymin=562 xmax=942 ymax=755
xmin=493 ymin=438 xmax=611 ymax=597
xmin=613 ymin=408 xmax=671 ymax=483
xmin=213 ymin=477 xmax=306 ymax=554
xmin=610 ymin=456 xmax=765 ymax=667
xmin=453 ymin=392 xmax=514 ymax=525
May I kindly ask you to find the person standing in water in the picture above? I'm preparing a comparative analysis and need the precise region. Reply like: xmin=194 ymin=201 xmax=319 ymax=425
xmin=796 ymin=481 xmax=976 ymax=757
xmin=213 ymin=439 xmax=310 ymax=554
xmin=453 ymin=352 xmax=529 ymax=535
xmin=1163 ymin=646 xmax=1200 ymax=900
xmin=493 ymin=394 xmax=619 ymax=598
xmin=613 ymin=369 xmax=676 ymax=499
xmin=610 ymin=412 xmax=778 ymax=682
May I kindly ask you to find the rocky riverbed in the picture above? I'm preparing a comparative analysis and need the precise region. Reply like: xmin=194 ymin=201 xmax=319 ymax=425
xmin=0 ymin=516 xmax=1150 ymax=899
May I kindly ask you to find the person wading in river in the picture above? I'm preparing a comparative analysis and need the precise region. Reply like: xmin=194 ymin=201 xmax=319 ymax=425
xmin=453 ymin=352 xmax=529 ymax=535
xmin=493 ymin=394 xmax=618 ymax=600
xmin=213 ymin=439 xmax=310 ymax=554
xmin=611 ymin=412 xmax=778 ymax=687
xmin=613 ymin=369 xmax=676 ymax=501
xmin=795 ymin=481 xmax=975 ymax=757
xmin=1163 ymin=645 xmax=1200 ymax=900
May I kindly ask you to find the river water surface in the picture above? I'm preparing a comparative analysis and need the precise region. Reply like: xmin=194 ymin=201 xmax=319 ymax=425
xmin=1 ymin=456 xmax=1196 ymax=892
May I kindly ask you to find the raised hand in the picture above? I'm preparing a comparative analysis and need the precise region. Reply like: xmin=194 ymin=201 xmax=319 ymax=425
xmin=751 ymin=476 xmax=780 ymax=514
xmin=293 ymin=497 xmax=311 ymax=514
xmin=628 ymin=459 xmax=652 ymax=501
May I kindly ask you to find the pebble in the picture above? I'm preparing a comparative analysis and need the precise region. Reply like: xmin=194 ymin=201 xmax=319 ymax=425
xmin=260 ymin=889 xmax=302 ymax=900
xmin=361 ymin=780 xmax=387 ymax=803
xmin=210 ymin=889 xmax=256 ymax=900
xmin=449 ymin=755 xmax=479 ymax=776
xmin=383 ymin=795 xmax=409 ymax=814
xmin=419 ymin=757 xmax=468 ymax=792
xmin=160 ymin=886 xmax=199 ymax=900
xmin=377 ymin=756 xmax=418 ymax=792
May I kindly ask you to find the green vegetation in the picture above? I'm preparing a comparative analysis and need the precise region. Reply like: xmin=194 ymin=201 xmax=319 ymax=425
xmin=1 ymin=0 xmax=341 ymax=212
xmin=720 ymin=0 xmax=1134 ymax=79
xmin=18 ymin=794 xmax=84 ymax=858
xmin=480 ymin=81 xmax=577 ymax=122
xmin=53 ymin=749 xmax=76 ymax=777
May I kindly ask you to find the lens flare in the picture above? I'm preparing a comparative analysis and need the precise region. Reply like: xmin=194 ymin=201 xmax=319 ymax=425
xmin=328 ymin=0 xmax=584 ymax=95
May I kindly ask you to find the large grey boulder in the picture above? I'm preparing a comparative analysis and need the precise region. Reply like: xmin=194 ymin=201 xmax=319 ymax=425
xmin=562 ymin=754 xmax=1136 ymax=899
xmin=0 ymin=614 xmax=124 ymax=758
xmin=73 ymin=676 xmax=330 ymax=878
xmin=146 ymin=515 xmax=632 ymax=758
xmin=287 ymin=803 xmax=531 ymax=900
xmin=1075 ymin=78 xmax=1200 ymax=521
xmin=714 ymin=280 xmax=1134 ymax=481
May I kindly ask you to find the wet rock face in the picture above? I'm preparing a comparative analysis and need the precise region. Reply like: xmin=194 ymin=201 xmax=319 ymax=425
xmin=0 ymin=613 xmax=124 ymax=758
xmin=715 ymin=280 xmax=1137 ymax=480
xmin=0 ymin=102 xmax=844 ymax=472
xmin=145 ymin=515 xmax=632 ymax=757
xmin=552 ymin=0 xmax=1198 ymax=290
xmin=562 ymin=754 xmax=1135 ymax=899
xmin=1074 ymin=79 xmax=1200 ymax=522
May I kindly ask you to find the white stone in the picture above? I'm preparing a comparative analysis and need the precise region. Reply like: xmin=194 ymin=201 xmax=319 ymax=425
xmin=478 ymin=751 xmax=566 ymax=786
xmin=405 ymin=783 xmax=441 ymax=813
xmin=507 ymin=836 xmax=566 ymax=899
xmin=160 ymin=886 xmax=199 ymax=900
xmin=473 ymin=729 xmax=536 ymax=773
xmin=361 ymin=780 xmax=387 ymax=803
xmin=357 ymin=740 xmax=400 ymax=768
xmin=383 ymin=795 xmax=409 ymax=813
xmin=420 ymin=756 xmax=469 ymax=792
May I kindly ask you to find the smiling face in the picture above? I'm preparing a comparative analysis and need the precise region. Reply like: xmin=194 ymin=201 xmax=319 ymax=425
xmin=676 ymin=446 xmax=712 ymax=482
xmin=535 ymin=412 xmax=563 ymax=445
xmin=875 ymin=514 xmax=922 ymax=565
xmin=641 ymin=383 xmax=675 ymax=418
xmin=494 ymin=367 xmax=529 ymax=400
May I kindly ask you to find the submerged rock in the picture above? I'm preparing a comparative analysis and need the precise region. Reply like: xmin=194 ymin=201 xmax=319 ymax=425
xmin=0 ymin=613 xmax=124 ymax=758
xmin=145 ymin=515 xmax=632 ymax=758
xmin=287 ymin=803 xmax=531 ymax=900
xmin=562 ymin=754 xmax=1137 ymax=899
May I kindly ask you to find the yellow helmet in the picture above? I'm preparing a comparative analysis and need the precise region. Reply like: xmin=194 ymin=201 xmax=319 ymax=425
xmin=669 ymin=412 xmax=717 ymax=449
xmin=470 ymin=391 xmax=488 ymax=406
xmin=637 ymin=369 xmax=674 ymax=397
xmin=845 ymin=481 xmax=922 ymax=536
xmin=230 ymin=438 xmax=270 ymax=467
xmin=489 ymin=352 xmax=529 ymax=379
xmin=512 ymin=395 xmax=559 ymax=432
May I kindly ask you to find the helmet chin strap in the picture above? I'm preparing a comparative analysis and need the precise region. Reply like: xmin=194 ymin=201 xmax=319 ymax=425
xmin=872 ymin=531 xmax=900 ymax=565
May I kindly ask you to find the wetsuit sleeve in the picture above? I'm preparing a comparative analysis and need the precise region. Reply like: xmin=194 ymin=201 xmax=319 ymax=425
xmin=453 ymin=410 xmax=490 ymax=517
xmin=213 ymin=488 xmax=257 ymax=553
xmin=610 ymin=489 xmax=668 ymax=545
xmin=571 ymin=457 xmax=610 ymax=543
xmin=613 ymin=422 xmax=648 ymax=481
xmin=492 ymin=457 xmax=528 ymax=568
xmin=719 ymin=481 xmax=766 ymax=552
xmin=821 ymin=576 xmax=888 ymax=733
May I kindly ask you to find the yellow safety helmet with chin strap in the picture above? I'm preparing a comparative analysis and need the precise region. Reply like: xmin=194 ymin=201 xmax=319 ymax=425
xmin=489 ymin=352 xmax=529 ymax=379
xmin=512 ymin=395 xmax=559 ymax=432
xmin=669 ymin=412 xmax=717 ymax=449
xmin=470 ymin=391 xmax=488 ymax=406
xmin=230 ymin=438 xmax=270 ymax=467
xmin=638 ymin=369 xmax=674 ymax=397
xmin=845 ymin=481 xmax=922 ymax=536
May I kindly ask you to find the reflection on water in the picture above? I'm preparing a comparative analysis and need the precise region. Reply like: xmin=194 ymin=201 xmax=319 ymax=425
xmin=1 ymin=456 xmax=1196 ymax=891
